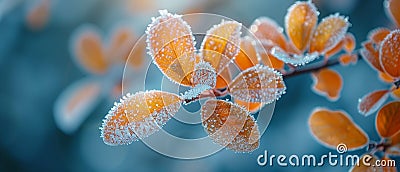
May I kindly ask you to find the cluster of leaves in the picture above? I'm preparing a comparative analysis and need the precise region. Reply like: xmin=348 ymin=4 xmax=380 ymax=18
xmin=248 ymin=0 xmax=356 ymax=101
xmin=309 ymin=0 xmax=400 ymax=171
xmin=100 ymin=0 xmax=359 ymax=153
xmin=100 ymin=9 xmax=286 ymax=153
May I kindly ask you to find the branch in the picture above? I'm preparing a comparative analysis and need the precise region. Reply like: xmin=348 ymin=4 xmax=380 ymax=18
xmin=183 ymin=88 xmax=229 ymax=104
xmin=283 ymin=54 xmax=361 ymax=79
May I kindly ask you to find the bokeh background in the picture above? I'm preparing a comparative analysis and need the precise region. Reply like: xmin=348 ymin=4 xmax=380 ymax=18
xmin=1 ymin=0 xmax=399 ymax=171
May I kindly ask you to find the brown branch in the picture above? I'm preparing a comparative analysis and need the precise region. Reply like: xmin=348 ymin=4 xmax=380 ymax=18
xmin=283 ymin=55 xmax=362 ymax=79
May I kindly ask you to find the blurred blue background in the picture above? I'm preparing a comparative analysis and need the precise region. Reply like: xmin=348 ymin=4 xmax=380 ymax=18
xmin=0 ymin=0 xmax=398 ymax=171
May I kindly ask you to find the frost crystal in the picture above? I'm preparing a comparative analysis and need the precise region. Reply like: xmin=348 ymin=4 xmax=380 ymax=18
xmin=181 ymin=84 xmax=212 ymax=104
xmin=193 ymin=61 xmax=217 ymax=88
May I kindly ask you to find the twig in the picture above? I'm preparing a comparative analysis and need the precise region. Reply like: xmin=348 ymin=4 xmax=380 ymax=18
xmin=283 ymin=54 xmax=362 ymax=78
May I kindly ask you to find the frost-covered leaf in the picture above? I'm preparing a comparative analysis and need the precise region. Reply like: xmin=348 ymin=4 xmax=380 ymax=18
xmin=201 ymin=99 xmax=259 ymax=152
xmin=385 ymin=0 xmax=400 ymax=27
xmin=201 ymin=20 xmax=241 ymax=73
xmin=229 ymin=64 xmax=286 ymax=104
xmin=285 ymin=1 xmax=318 ymax=52
xmin=146 ymin=10 xmax=198 ymax=86
xmin=250 ymin=17 xmax=287 ymax=51
xmin=71 ymin=25 xmax=109 ymax=74
xmin=376 ymin=101 xmax=400 ymax=138
xmin=234 ymin=36 xmax=259 ymax=71
xmin=311 ymin=69 xmax=343 ymax=101
xmin=360 ymin=41 xmax=384 ymax=72
xmin=309 ymin=108 xmax=369 ymax=150
xmin=358 ymin=90 xmax=389 ymax=116
xmin=309 ymin=14 xmax=350 ymax=54
xmin=270 ymin=46 xmax=319 ymax=66
xmin=54 ymin=78 xmax=102 ymax=134
xmin=249 ymin=17 xmax=286 ymax=70
xmin=379 ymin=30 xmax=400 ymax=78
xmin=368 ymin=27 xmax=391 ymax=45
xmin=101 ymin=90 xmax=181 ymax=145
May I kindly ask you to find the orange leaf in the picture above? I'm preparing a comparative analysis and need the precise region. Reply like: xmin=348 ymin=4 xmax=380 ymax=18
xmin=107 ymin=26 xmax=136 ymax=64
xmin=215 ymin=67 xmax=231 ymax=89
xmin=26 ymin=0 xmax=50 ymax=30
xmin=229 ymin=64 xmax=286 ymax=104
xmin=201 ymin=99 xmax=259 ymax=152
xmin=201 ymin=20 xmax=241 ymax=73
xmin=324 ymin=33 xmax=355 ymax=59
xmin=339 ymin=53 xmax=358 ymax=66
xmin=309 ymin=14 xmax=350 ymax=54
xmin=350 ymin=154 xmax=382 ymax=172
xmin=380 ymin=72 xmax=395 ymax=83
xmin=234 ymin=36 xmax=259 ymax=71
xmin=285 ymin=1 xmax=318 ymax=52
xmin=391 ymin=87 xmax=400 ymax=99
xmin=101 ymin=90 xmax=181 ymax=145
xmin=379 ymin=30 xmax=400 ymax=78
xmin=54 ymin=78 xmax=102 ymax=134
xmin=360 ymin=41 xmax=384 ymax=72
xmin=309 ymin=108 xmax=369 ymax=150
xmin=146 ymin=10 xmax=197 ymax=86
xmin=235 ymin=99 xmax=264 ymax=113
xmin=250 ymin=17 xmax=287 ymax=51
xmin=358 ymin=90 xmax=389 ymax=116
xmin=376 ymin=101 xmax=400 ymax=138
xmin=324 ymin=40 xmax=344 ymax=59
xmin=311 ymin=68 xmax=343 ymax=101
xmin=385 ymin=0 xmax=400 ymax=27
xmin=72 ymin=25 xmax=109 ymax=74
xmin=368 ymin=27 xmax=391 ymax=45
